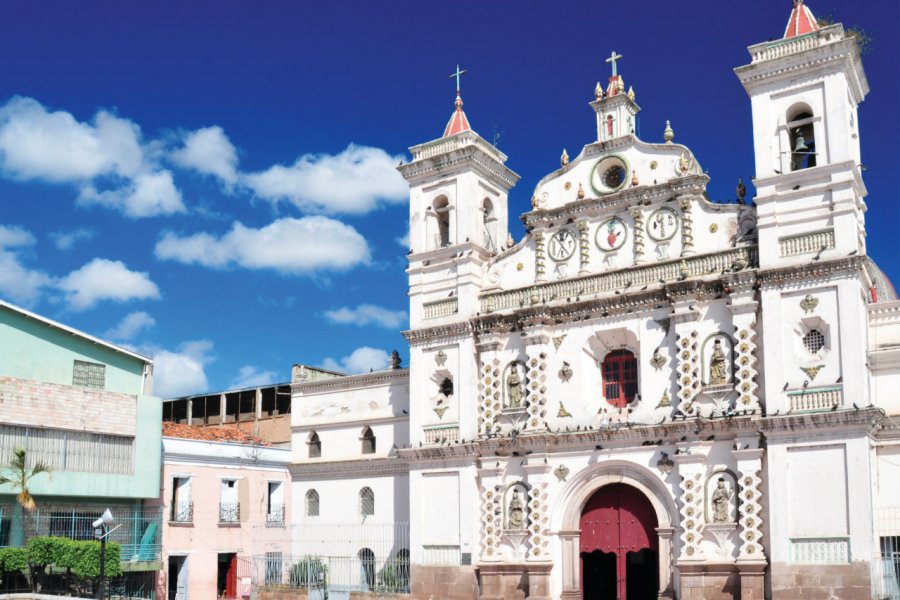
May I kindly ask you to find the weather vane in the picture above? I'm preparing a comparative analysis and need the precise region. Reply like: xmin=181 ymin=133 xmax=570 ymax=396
xmin=449 ymin=65 xmax=467 ymax=93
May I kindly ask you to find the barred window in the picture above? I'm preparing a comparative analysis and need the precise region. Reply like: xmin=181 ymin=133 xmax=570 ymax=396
xmin=72 ymin=360 xmax=105 ymax=390
xmin=360 ymin=487 xmax=374 ymax=518
xmin=803 ymin=329 xmax=825 ymax=354
xmin=306 ymin=489 xmax=319 ymax=517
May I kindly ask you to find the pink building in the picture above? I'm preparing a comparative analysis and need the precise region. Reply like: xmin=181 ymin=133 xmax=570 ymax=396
xmin=156 ymin=429 xmax=291 ymax=600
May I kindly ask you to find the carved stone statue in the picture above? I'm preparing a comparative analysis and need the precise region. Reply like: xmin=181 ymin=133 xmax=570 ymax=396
xmin=711 ymin=478 xmax=732 ymax=523
xmin=508 ymin=488 xmax=525 ymax=529
xmin=506 ymin=364 xmax=524 ymax=408
xmin=709 ymin=339 xmax=728 ymax=385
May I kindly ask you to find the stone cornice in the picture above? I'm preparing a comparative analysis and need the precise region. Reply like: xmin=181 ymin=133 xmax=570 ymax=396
xmin=292 ymin=369 xmax=408 ymax=394
xmin=756 ymin=256 xmax=865 ymax=289
xmin=868 ymin=300 xmax=900 ymax=324
xmin=398 ymin=139 xmax=520 ymax=190
xmin=289 ymin=456 xmax=410 ymax=480
xmin=403 ymin=321 xmax=474 ymax=345
xmin=521 ymin=175 xmax=714 ymax=228
xmin=759 ymin=408 xmax=881 ymax=439
xmin=165 ymin=452 xmax=289 ymax=471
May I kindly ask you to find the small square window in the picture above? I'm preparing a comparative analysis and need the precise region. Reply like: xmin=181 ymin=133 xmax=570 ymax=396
xmin=803 ymin=330 xmax=825 ymax=354
xmin=72 ymin=360 xmax=105 ymax=389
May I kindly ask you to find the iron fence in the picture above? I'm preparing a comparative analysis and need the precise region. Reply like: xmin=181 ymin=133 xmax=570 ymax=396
xmin=0 ymin=503 xmax=162 ymax=562
xmin=219 ymin=502 xmax=240 ymax=524
xmin=169 ymin=501 xmax=192 ymax=524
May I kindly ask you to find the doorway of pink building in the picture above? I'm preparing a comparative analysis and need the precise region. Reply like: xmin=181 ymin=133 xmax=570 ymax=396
xmin=217 ymin=553 xmax=237 ymax=599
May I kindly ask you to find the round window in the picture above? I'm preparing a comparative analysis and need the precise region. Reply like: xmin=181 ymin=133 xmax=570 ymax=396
xmin=590 ymin=155 xmax=630 ymax=195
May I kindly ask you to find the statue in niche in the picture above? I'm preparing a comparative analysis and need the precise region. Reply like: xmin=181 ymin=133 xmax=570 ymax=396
xmin=505 ymin=362 xmax=526 ymax=409
xmin=507 ymin=488 xmax=526 ymax=529
xmin=711 ymin=478 xmax=732 ymax=523
xmin=709 ymin=339 xmax=728 ymax=385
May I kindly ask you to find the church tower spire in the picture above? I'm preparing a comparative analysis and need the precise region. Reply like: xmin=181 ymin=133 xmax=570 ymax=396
xmin=442 ymin=65 xmax=471 ymax=137
xmin=783 ymin=0 xmax=820 ymax=38
xmin=590 ymin=50 xmax=640 ymax=142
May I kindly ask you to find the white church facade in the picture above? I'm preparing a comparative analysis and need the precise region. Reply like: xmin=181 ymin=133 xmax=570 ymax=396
xmin=286 ymin=3 xmax=900 ymax=599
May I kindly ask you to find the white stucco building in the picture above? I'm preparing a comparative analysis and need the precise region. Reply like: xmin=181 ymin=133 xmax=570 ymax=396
xmin=286 ymin=3 xmax=900 ymax=599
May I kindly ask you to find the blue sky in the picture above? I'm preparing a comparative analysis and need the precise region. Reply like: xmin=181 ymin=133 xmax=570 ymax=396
xmin=0 ymin=0 xmax=896 ymax=398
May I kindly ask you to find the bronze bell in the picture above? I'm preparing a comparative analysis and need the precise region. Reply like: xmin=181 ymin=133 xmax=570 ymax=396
xmin=793 ymin=132 xmax=809 ymax=153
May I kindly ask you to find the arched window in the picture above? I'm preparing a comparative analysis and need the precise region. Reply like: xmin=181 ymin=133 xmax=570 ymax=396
xmin=361 ymin=427 xmax=376 ymax=455
xmin=308 ymin=432 xmax=321 ymax=458
xmin=359 ymin=487 xmax=375 ymax=518
xmin=359 ymin=547 xmax=375 ymax=590
xmin=433 ymin=196 xmax=450 ymax=248
xmin=306 ymin=489 xmax=320 ymax=517
xmin=788 ymin=107 xmax=816 ymax=171
xmin=481 ymin=198 xmax=497 ymax=252
xmin=602 ymin=349 xmax=638 ymax=407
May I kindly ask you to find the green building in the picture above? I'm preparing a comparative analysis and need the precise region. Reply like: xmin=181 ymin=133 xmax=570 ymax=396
xmin=0 ymin=299 xmax=163 ymax=597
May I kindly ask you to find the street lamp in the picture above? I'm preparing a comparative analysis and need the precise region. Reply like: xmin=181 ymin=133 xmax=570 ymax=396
xmin=92 ymin=509 xmax=115 ymax=600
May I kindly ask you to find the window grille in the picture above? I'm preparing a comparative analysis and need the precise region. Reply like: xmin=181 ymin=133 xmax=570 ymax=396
xmin=72 ymin=360 xmax=105 ymax=390
xmin=602 ymin=350 xmax=638 ymax=407
xmin=360 ymin=487 xmax=375 ymax=518
xmin=803 ymin=329 xmax=825 ymax=354
xmin=0 ymin=423 xmax=133 ymax=474
xmin=306 ymin=490 xmax=320 ymax=517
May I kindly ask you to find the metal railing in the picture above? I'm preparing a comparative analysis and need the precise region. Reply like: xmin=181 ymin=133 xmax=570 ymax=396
xmin=874 ymin=554 xmax=900 ymax=600
xmin=266 ymin=504 xmax=285 ymax=525
xmin=251 ymin=553 xmax=411 ymax=595
xmin=0 ymin=503 xmax=162 ymax=562
xmin=219 ymin=502 xmax=240 ymax=524
xmin=170 ymin=501 xmax=193 ymax=524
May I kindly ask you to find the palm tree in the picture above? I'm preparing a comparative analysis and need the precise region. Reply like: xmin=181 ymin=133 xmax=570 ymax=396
xmin=0 ymin=447 xmax=50 ymax=511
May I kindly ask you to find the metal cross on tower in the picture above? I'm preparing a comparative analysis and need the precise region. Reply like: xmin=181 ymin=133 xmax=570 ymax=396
xmin=449 ymin=65 xmax=467 ymax=93
xmin=605 ymin=51 xmax=623 ymax=77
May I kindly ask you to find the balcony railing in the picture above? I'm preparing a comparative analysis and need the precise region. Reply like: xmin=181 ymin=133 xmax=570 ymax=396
xmin=219 ymin=502 xmax=240 ymax=524
xmin=170 ymin=501 xmax=193 ymax=524
xmin=266 ymin=504 xmax=285 ymax=525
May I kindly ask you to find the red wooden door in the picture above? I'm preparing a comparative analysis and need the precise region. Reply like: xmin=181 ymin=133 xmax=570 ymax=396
xmin=580 ymin=483 xmax=658 ymax=599
xmin=225 ymin=554 xmax=237 ymax=598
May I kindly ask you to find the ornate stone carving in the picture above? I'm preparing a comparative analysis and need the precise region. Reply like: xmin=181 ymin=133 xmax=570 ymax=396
xmin=507 ymin=487 xmax=526 ymax=530
xmin=478 ymin=359 xmax=502 ymax=436
xmin=434 ymin=350 xmax=447 ymax=366
xmin=657 ymin=390 xmax=671 ymax=408
xmin=675 ymin=331 xmax=701 ymax=416
xmin=554 ymin=464 xmax=570 ymax=481
xmin=534 ymin=231 xmax=546 ymax=281
xmin=552 ymin=335 xmax=566 ymax=350
xmin=734 ymin=326 xmax=759 ymax=408
xmin=800 ymin=364 xmax=824 ymax=380
xmin=709 ymin=476 xmax=735 ymax=523
xmin=679 ymin=197 xmax=695 ymax=254
xmin=709 ymin=340 xmax=729 ymax=385
xmin=557 ymin=402 xmax=572 ymax=418
xmin=650 ymin=348 xmax=667 ymax=370
xmin=504 ymin=361 xmax=526 ymax=409
xmin=735 ymin=463 xmax=765 ymax=559
xmin=703 ymin=334 xmax=733 ymax=387
xmin=656 ymin=452 xmax=674 ymax=474
xmin=527 ymin=483 xmax=549 ymax=559
xmin=524 ymin=351 xmax=548 ymax=431
xmin=630 ymin=207 xmax=645 ymax=262
xmin=577 ymin=220 xmax=590 ymax=273
xmin=558 ymin=361 xmax=573 ymax=382
xmin=560 ymin=149 xmax=569 ymax=167
xmin=433 ymin=406 xmax=448 ymax=419
xmin=481 ymin=485 xmax=503 ymax=560
xmin=800 ymin=294 xmax=819 ymax=314
xmin=678 ymin=472 xmax=704 ymax=558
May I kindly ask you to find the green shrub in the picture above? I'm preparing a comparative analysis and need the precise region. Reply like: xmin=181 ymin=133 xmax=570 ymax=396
xmin=26 ymin=536 xmax=70 ymax=567
xmin=0 ymin=547 xmax=27 ymax=572
xmin=70 ymin=540 xmax=122 ymax=579
xmin=289 ymin=556 xmax=327 ymax=589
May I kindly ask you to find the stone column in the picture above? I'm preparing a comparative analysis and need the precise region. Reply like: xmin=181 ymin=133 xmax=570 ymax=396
xmin=656 ymin=527 xmax=676 ymax=598
xmin=679 ymin=196 xmax=695 ymax=256
xmin=726 ymin=273 xmax=761 ymax=412
xmin=669 ymin=289 xmax=701 ymax=416
xmin=522 ymin=326 xmax=550 ymax=433
xmin=631 ymin=207 xmax=646 ymax=264
xmin=559 ymin=530 xmax=581 ymax=600
xmin=733 ymin=439 xmax=767 ymax=599
xmin=534 ymin=230 xmax=546 ymax=283
xmin=674 ymin=443 xmax=711 ymax=562
xmin=476 ymin=333 xmax=506 ymax=438
xmin=577 ymin=220 xmax=590 ymax=275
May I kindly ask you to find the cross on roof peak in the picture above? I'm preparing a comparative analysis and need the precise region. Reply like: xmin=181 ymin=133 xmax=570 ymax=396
xmin=605 ymin=51 xmax=623 ymax=77
xmin=449 ymin=65 xmax=467 ymax=94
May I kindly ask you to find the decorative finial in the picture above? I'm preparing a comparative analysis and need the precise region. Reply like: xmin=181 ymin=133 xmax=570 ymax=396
xmin=627 ymin=86 xmax=635 ymax=101
xmin=449 ymin=64 xmax=467 ymax=94
xmin=663 ymin=120 xmax=674 ymax=144
xmin=560 ymin=149 xmax=569 ymax=167
xmin=605 ymin=50 xmax=623 ymax=77
xmin=631 ymin=170 xmax=639 ymax=187
xmin=506 ymin=232 xmax=515 ymax=248
xmin=577 ymin=183 xmax=585 ymax=199
xmin=594 ymin=81 xmax=604 ymax=100
xmin=679 ymin=152 xmax=690 ymax=174
xmin=736 ymin=178 xmax=747 ymax=204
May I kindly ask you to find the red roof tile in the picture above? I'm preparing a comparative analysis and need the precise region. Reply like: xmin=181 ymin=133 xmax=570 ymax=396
xmin=784 ymin=0 xmax=820 ymax=38
xmin=162 ymin=421 xmax=270 ymax=446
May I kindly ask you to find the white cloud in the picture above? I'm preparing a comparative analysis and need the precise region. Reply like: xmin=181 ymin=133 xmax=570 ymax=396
xmin=0 ymin=225 xmax=54 ymax=306
xmin=149 ymin=340 xmax=214 ymax=398
xmin=57 ymin=258 xmax=161 ymax=311
xmin=243 ymin=144 xmax=408 ymax=214
xmin=396 ymin=226 xmax=409 ymax=248
xmin=170 ymin=126 xmax=238 ymax=186
xmin=79 ymin=171 xmax=184 ymax=218
xmin=49 ymin=228 xmax=95 ymax=251
xmin=321 ymin=346 xmax=390 ymax=374
xmin=0 ymin=96 xmax=184 ymax=217
xmin=104 ymin=311 xmax=156 ymax=341
xmin=324 ymin=304 xmax=407 ymax=329
xmin=228 ymin=365 xmax=278 ymax=389
xmin=155 ymin=216 xmax=370 ymax=274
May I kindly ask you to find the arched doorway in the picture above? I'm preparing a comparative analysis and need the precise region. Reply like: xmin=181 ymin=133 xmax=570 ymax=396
xmin=580 ymin=483 xmax=659 ymax=600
